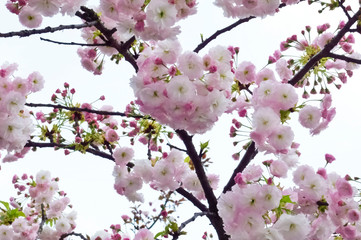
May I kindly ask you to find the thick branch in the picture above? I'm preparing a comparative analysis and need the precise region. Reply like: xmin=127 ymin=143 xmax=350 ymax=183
xmin=289 ymin=8 xmax=361 ymax=86
xmin=75 ymin=6 xmax=138 ymax=71
xmin=0 ymin=21 xmax=98 ymax=38
xmin=176 ymin=130 xmax=217 ymax=211
xmin=222 ymin=142 xmax=258 ymax=193
xmin=328 ymin=52 xmax=361 ymax=64
xmin=175 ymin=187 xmax=208 ymax=212
xmin=175 ymin=130 xmax=228 ymax=240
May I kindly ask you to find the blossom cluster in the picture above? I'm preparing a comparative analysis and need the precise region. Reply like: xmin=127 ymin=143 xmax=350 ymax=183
xmin=218 ymin=158 xmax=361 ymax=240
xmin=0 ymin=62 xmax=44 ymax=163
xmin=6 ymin=0 xmax=87 ymax=28
xmin=214 ymin=0 xmax=293 ymax=19
xmin=0 ymin=170 xmax=76 ymax=240
xmin=112 ymin=148 xmax=219 ymax=202
xmin=130 ymin=39 xmax=235 ymax=134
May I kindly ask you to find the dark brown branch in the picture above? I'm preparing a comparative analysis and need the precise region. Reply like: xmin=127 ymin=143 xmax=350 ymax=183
xmin=25 ymin=102 xmax=147 ymax=118
xmin=193 ymin=16 xmax=255 ymax=53
xmin=175 ymin=130 xmax=228 ymax=240
xmin=37 ymin=204 xmax=47 ymax=235
xmin=175 ymin=130 xmax=217 ymax=211
xmin=175 ymin=187 xmax=208 ymax=212
xmin=166 ymin=143 xmax=187 ymax=153
xmin=59 ymin=232 xmax=87 ymax=240
xmin=75 ymin=6 xmax=138 ymax=71
xmin=289 ymin=8 xmax=361 ymax=86
xmin=40 ymin=37 xmax=108 ymax=47
xmin=172 ymin=212 xmax=210 ymax=240
xmin=337 ymin=0 xmax=351 ymax=19
xmin=25 ymin=141 xmax=115 ymax=162
xmin=0 ymin=21 xmax=98 ymax=38
xmin=222 ymin=142 xmax=258 ymax=193
xmin=328 ymin=52 xmax=361 ymax=64
xmin=193 ymin=1 xmax=299 ymax=53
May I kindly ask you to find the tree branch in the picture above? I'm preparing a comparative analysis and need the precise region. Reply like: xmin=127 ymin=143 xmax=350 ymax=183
xmin=25 ymin=102 xmax=148 ymax=119
xmin=222 ymin=141 xmax=258 ymax=193
xmin=75 ymin=6 xmax=138 ymax=72
xmin=59 ymin=232 xmax=87 ymax=240
xmin=288 ymin=8 xmax=361 ymax=86
xmin=40 ymin=37 xmax=108 ymax=47
xmin=193 ymin=16 xmax=255 ymax=53
xmin=0 ymin=21 xmax=98 ymax=38
xmin=193 ymin=1 xmax=302 ymax=53
xmin=175 ymin=187 xmax=208 ymax=212
xmin=175 ymin=130 xmax=228 ymax=240
xmin=25 ymin=141 xmax=114 ymax=162
xmin=172 ymin=212 xmax=210 ymax=240
xmin=328 ymin=52 xmax=361 ymax=64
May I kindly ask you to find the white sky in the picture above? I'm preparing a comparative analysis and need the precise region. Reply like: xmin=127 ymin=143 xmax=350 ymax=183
xmin=1 ymin=1 xmax=361 ymax=239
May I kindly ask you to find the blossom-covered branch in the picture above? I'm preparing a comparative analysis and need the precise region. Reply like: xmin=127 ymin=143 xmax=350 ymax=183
xmin=0 ymin=21 xmax=98 ymax=38
xmin=289 ymin=8 xmax=361 ymax=86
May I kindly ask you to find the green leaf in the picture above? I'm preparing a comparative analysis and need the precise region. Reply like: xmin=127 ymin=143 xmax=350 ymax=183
xmin=0 ymin=201 xmax=10 ymax=211
xmin=154 ymin=231 xmax=166 ymax=238
xmin=280 ymin=195 xmax=296 ymax=205
xmin=279 ymin=109 xmax=291 ymax=123
xmin=200 ymin=141 xmax=209 ymax=150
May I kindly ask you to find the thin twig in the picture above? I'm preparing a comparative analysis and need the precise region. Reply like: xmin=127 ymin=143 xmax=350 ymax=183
xmin=337 ymin=0 xmax=351 ymax=19
xmin=0 ymin=21 xmax=98 ymax=38
xmin=25 ymin=102 xmax=147 ymax=119
xmin=40 ymin=37 xmax=108 ymax=47
xmin=328 ymin=52 xmax=361 ymax=64
xmin=147 ymin=191 xmax=173 ymax=230
xmin=172 ymin=212 xmax=211 ymax=240
xmin=193 ymin=1 xmax=300 ymax=53
xmin=166 ymin=143 xmax=187 ymax=153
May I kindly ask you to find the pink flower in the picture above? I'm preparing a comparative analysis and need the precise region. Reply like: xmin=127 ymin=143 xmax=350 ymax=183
xmin=298 ymin=105 xmax=322 ymax=129
xmin=325 ymin=153 xmax=336 ymax=163
xmin=335 ymin=178 xmax=353 ymax=198
xmin=235 ymin=61 xmax=256 ymax=84
xmin=270 ymin=160 xmax=288 ymax=178
xmin=18 ymin=6 xmax=43 ymax=28
xmin=105 ymin=129 xmax=119 ymax=142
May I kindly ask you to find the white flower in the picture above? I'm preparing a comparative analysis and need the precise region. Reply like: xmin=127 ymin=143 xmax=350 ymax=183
xmin=252 ymin=107 xmax=280 ymax=134
xmin=268 ymin=125 xmax=294 ymax=150
xmin=28 ymin=0 xmax=61 ymax=17
xmin=298 ymin=105 xmax=322 ymax=129
xmin=274 ymin=214 xmax=310 ymax=240
xmin=146 ymin=0 xmax=177 ymax=28
xmin=55 ymin=217 xmax=71 ymax=233
xmin=166 ymin=75 xmax=196 ymax=103
xmin=178 ymin=51 xmax=204 ymax=79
